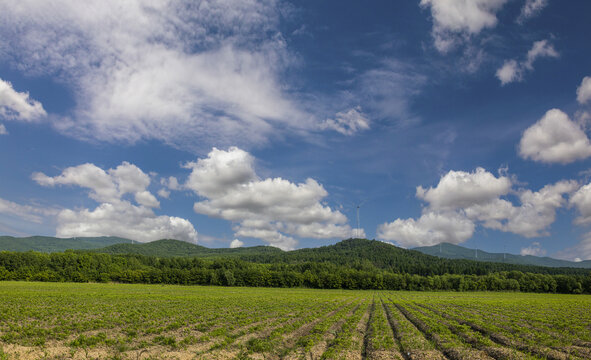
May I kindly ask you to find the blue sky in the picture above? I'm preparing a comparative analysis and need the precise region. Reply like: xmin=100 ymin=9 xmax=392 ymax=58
xmin=1 ymin=0 xmax=591 ymax=259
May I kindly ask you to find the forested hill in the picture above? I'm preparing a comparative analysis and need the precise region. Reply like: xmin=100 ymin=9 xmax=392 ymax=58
xmin=414 ymin=242 xmax=591 ymax=269
xmin=1 ymin=238 xmax=591 ymax=293
xmin=92 ymin=239 xmax=283 ymax=258
xmin=0 ymin=236 xmax=132 ymax=253
xmin=91 ymin=238 xmax=589 ymax=276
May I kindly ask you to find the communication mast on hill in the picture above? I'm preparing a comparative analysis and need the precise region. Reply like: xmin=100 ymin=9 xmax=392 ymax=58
xmin=356 ymin=205 xmax=360 ymax=238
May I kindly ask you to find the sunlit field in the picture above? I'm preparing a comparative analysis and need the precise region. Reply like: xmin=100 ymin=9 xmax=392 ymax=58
xmin=0 ymin=282 xmax=590 ymax=359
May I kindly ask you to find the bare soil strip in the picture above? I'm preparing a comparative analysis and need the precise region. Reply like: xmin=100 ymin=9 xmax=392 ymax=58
xmin=381 ymin=300 xmax=412 ymax=360
xmin=334 ymin=301 xmax=371 ymax=360
xmin=365 ymin=299 xmax=404 ymax=360
xmin=421 ymin=304 xmax=573 ymax=360
xmin=362 ymin=299 xmax=376 ymax=360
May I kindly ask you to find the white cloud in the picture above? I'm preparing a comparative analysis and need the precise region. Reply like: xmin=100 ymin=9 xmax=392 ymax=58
xmin=378 ymin=167 xmax=577 ymax=247
xmin=351 ymin=228 xmax=367 ymax=239
xmin=518 ymin=0 xmax=548 ymax=23
xmin=496 ymin=40 xmax=558 ymax=85
xmin=0 ymin=0 xmax=318 ymax=151
xmin=33 ymin=162 xmax=197 ymax=243
xmin=0 ymin=124 xmax=7 ymax=135
xmin=55 ymin=201 xmax=197 ymax=243
xmin=416 ymin=167 xmax=512 ymax=210
xmin=321 ymin=106 xmax=370 ymax=136
xmin=499 ymin=180 xmax=578 ymax=237
xmin=0 ymin=78 xmax=46 ymax=121
xmin=496 ymin=60 xmax=521 ymax=85
xmin=230 ymin=239 xmax=244 ymax=248
xmin=157 ymin=188 xmax=171 ymax=199
xmin=419 ymin=0 xmax=508 ymax=52
xmin=0 ymin=197 xmax=57 ymax=223
xmin=570 ymin=182 xmax=591 ymax=225
xmin=524 ymin=40 xmax=558 ymax=69
xmin=185 ymin=147 xmax=352 ymax=250
xmin=377 ymin=211 xmax=475 ymax=247
xmin=161 ymin=176 xmax=181 ymax=191
xmin=577 ymin=76 xmax=591 ymax=104
xmin=519 ymin=109 xmax=591 ymax=164
xmin=520 ymin=241 xmax=546 ymax=256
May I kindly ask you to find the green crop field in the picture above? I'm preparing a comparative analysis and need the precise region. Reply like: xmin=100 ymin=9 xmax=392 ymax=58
xmin=0 ymin=282 xmax=590 ymax=359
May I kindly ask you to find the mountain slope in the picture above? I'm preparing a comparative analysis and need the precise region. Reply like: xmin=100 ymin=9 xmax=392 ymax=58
xmin=92 ymin=238 xmax=284 ymax=258
xmin=414 ymin=242 xmax=591 ymax=269
xmin=0 ymin=236 xmax=132 ymax=253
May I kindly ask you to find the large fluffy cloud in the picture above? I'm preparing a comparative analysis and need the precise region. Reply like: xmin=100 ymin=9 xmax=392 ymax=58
xmin=519 ymin=109 xmax=591 ymax=164
xmin=0 ymin=78 xmax=46 ymax=121
xmin=496 ymin=40 xmax=558 ymax=85
xmin=377 ymin=211 xmax=475 ymax=248
xmin=419 ymin=0 xmax=508 ymax=52
xmin=0 ymin=0 xmax=316 ymax=151
xmin=577 ymin=76 xmax=591 ymax=104
xmin=416 ymin=167 xmax=511 ymax=209
xmin=33 ymin=162 xmax=197 ymax=242
xmin=184 ymin=147 xmax=352 ymax=250
xmin=378 ymin=167 xmax=577 ymax=247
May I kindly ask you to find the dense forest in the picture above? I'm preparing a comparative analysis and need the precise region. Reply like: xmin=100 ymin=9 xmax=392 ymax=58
xmin=1 ymin=239 xmax=590 ymax=293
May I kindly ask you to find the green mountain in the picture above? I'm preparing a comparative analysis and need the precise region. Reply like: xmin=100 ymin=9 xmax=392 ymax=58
xmin=414 ymin=242 xmax=591 ymax=269
xmin=92 ymin=238 xmax=283 ymax=258
xmin=0 ymin=236 xmax=132 ymax=253
xmin=89 ymin=238 xmax=589 ymax=275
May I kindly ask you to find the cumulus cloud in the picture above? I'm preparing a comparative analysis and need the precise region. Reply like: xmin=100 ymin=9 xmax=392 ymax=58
xmin=33 ymin=162 xmax=197 ymax=242
xmin=496 ymin=40 xmax=558 ymax=85
xmin=419 ymin=0 xmax=508 ymax=53
xmin=0 ymin=124 xmax=6 ymax=135
xmin=230 ymin=239 xmax=244 ymax=248
xmin=185 ymin=147 xmax=352 ymax=250
xmin=416 ymin=167 xmax=512 ymax=209
xmin=378 ymin=167 xmax=577 ymax=247
xmin=520 ymin=241 xmax=546 ymax=256
xmin=377 ymin=211 xmax=475 ymax=248
xmin=0 ymin=78 xmax=46 ymax=121
xmin=497 ymin=180 xmax=578 ymax=237
xmin=321 ymin=107 xmax=370 ymax=136
xmin=570 ymin=182 xmax=591 ymax=225
xmin=517 ymin=0 xmax=548 ymax=23
xmin=577 ymin=76 xmax=591 ymax=104
xmin=519 ymin=109 xmax=591 ymax=164
xmin=496 ymin=60 xmax=520 ymax=85
xmin=0 ymin=0 xmax=319 ymax=151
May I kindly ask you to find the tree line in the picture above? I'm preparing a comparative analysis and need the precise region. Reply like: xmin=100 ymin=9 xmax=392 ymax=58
xmin=1 ymin=250 xmax=590 ymax=294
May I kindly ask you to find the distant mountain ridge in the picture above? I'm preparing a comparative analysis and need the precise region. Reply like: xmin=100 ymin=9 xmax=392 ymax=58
xmin=2 ymin=235 xmax=590 ymax=271
xmin=0 ymin=236 xmax=132 ymax=253
xmin=413 ymin=242 xmax=591 ymax=269
xmin=92 ymin=239 xmax=283 ymax=258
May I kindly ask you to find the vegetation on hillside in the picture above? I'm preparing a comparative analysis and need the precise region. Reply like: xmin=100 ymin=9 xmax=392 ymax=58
xmin=1 ymin=239 xmax=590 ymax=293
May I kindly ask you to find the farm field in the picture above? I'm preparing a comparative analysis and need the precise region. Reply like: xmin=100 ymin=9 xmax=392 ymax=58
xmin=0 ymin=282 xmax=590 ymax=359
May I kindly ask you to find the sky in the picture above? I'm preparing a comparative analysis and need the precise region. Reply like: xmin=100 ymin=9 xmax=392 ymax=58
xmin=1 ymin=0 xmax=591 ymax=260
